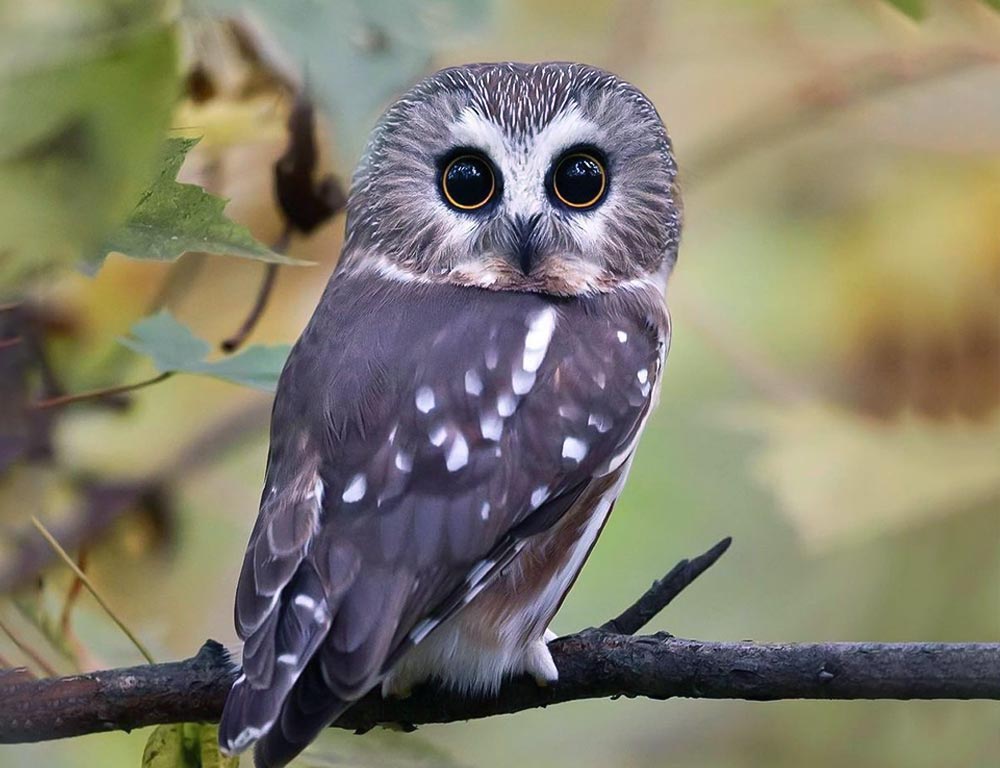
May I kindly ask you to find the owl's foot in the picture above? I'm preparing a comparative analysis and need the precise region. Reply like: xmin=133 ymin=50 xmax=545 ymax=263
xmin=523 ymin=632 xmax=559 ymax=687
xmin=380 ymin=673 xmax=414 ymax=700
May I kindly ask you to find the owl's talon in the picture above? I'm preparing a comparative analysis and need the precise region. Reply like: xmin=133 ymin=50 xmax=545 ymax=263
xmin=524 ymin=637 xmax=559 ymax=687
xmin=380 ymin=676 xmax=414 ymax=700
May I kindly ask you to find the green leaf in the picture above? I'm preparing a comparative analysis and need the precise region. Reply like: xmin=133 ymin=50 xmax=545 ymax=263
xmin=89 ymin=137 xmax=304 ymax=269
xmin=142 ymin=723 xmax=238 ymax=768
xmin=201 ymin=0 xmax=491 ymax=163
xmin=142 ymin=724 xmax=191 ymax=767
xmin=121 ymin=310 xmax=290 ymax=391
xmin=121 ymin=309 xmax=210 ymax=372
xmin=0 ymin=1 xmax=180 ymax=290
xmin=881 ymin=0 xmax=926 ymax=19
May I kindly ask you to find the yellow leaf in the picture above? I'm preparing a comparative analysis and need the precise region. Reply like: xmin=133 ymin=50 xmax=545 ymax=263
xmin=728 ymin=400 xmax=1000 ymax=549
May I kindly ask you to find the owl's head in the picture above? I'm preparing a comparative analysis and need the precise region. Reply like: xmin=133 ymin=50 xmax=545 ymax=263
xmin=341 ymin=62 xmax=681 ymax=297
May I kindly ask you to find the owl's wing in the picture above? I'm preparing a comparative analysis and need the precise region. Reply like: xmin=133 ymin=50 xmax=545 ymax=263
xmin=219 ymin=275 xmax=667 ymax=765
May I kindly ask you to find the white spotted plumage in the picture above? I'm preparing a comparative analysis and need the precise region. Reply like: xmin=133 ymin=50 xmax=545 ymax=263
xmin=221 ymin=61 xmax=679 ymax=768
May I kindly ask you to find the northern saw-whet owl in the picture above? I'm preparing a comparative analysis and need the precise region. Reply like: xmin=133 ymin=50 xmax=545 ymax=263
xmin=219 ymin=61 xmax=681 ymax=767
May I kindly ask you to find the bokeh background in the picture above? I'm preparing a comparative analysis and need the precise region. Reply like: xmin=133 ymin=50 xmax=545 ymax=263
xmin=2 ymin=1 xmax=999 ymax=767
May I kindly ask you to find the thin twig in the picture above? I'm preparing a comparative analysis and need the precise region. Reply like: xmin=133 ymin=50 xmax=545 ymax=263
xmin=29 ymin=517 xmax=156 ymax=664
xmin=31 ymin=372 xmax=172 ymax=410
xmin=220 ymin=226 xmax=292 ymax=352
xmin=601 ymin=536 xmax=732 ymax=635
xmin=59 ymin=549 xmax=89 ymax=639
xmin=0 ymin=617 xmax=58 ymax=678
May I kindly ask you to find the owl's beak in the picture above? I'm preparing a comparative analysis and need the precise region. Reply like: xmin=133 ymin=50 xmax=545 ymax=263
xmin=511 ymin=213 xmax=543 ymax=275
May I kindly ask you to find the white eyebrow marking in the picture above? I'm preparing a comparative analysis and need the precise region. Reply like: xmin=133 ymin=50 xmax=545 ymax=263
xmin=415 ymin=386 xmax=435 ymax=413
xmin=465 ymin=369 xmax=483 ymax=396
xmin=446 ymin=433 xmax=469 ymax=471
xmin=562 ymin=436 xmax=588 ymax=463
xmin=342 ymin=473 xmax=366 ymax=503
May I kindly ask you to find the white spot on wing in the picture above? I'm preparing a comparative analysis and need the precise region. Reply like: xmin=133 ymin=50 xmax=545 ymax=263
xmin=522 ymin=307 xmax=557 ymax=372
xmin=531 ymin=486 xmax=549 ymax=508
xmin=480 ymin=410 xmax=503 ymax=441
xmin=409 ymin=617 xmax=439 ymax=644
xmin=588 ymin=413 xmax=612 ymax=433
xmin=465 ymin=369 xmax=483 ymax=396
xmin=430 ymin=424 xmax=448 ymax=446
xmin=637 ymin=369 xmax=649 ymax=384
xmin=395 ymin=451 xmax=413 ymax=472
xmin=480 ymin=501 xmax=491 ymax=520
xmin=225 ymin=721 xmax=274 ymax=754
xmin=617 ymin=331 xmax=628 ymax=343
xmin=511 ymin=368 xmax=536 ymax=395
xmin=415 ymin=386 xmax=435 ymax=413
xmin=497 ymin=393 xmax=517 ymax=417
xmin=294 ymin=595 xmax=316 ymax=611
xmin=446 ymin=434 xmax=469 ymax=471
xmin=277 ymin=653 xmax=298 ymax=666
xmin=466 ymin=558 xmax=494 ymax=585
xmin=342 ymin=473 xmax=366 ymax=503
xmin=562 ymin=436 xmax=588 ymax=463
xmin=485 ymin=347 xmax=499 ymax=370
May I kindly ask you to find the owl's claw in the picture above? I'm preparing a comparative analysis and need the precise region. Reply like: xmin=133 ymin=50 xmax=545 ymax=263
xmin=380 ymin=674 xmax=414 ymax=700
xmin=524 ymin=635 xmax=559 ymax=687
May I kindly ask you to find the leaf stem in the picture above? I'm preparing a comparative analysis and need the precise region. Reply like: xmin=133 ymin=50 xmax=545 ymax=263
xmin=31 ymin=371 xmax=172 ymax=410
xmin=29 ymin=517 xmax=156 ymax=665
xmin=220 ymin=224 xmax=293 ymax=352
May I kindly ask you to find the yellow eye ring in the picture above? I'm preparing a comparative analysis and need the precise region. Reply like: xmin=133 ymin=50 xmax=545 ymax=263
xmin=552 ymin=152 xmax=606 ymax=209
xmin=442 ymin=154 xmax=496 ymax=211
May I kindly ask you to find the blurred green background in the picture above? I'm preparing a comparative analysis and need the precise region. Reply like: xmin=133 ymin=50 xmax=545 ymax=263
xmin=1 ymin=1 xmax=998 ymax=767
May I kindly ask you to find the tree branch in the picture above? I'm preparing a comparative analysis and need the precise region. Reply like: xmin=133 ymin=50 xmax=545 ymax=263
xmin=1 ymin=540 xmax=998 ymax=745
xmin=601 ymin=536 xmax=731 ymax=635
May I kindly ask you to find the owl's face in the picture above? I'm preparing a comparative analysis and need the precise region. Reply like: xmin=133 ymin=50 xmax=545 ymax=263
xmin=341 ymin=62 xmax=681 ymax=297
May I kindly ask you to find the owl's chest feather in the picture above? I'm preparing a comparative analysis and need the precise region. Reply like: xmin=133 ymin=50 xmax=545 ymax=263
xmin=383 ymin=461 xmax=631 ymax=697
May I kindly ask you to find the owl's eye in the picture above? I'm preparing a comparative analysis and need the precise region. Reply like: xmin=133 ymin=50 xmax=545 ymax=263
xmin=552 ymin=152 xmax=606 ymax=209
xmin=441 ymin=154 xmax=496 ymax=211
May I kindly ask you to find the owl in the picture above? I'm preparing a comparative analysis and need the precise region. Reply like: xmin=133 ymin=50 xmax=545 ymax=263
xmin=219 ymin=62 xmax=681 ymax=767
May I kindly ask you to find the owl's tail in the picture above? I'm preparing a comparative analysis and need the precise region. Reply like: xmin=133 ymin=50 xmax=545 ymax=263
xmin=252 ymin=662 xmax=352 ymax=768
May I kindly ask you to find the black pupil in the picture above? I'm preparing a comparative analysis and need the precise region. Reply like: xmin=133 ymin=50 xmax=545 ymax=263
xmin=445 ymin=157 xmax=492 ymax=208
xmin=556 ymin=155 xmax=603 ymax=206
